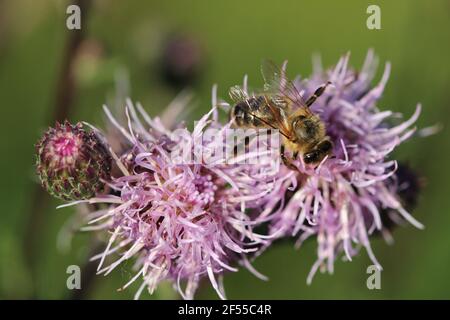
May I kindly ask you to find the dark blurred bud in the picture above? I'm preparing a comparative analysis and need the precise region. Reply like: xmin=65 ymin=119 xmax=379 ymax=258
xmin=36 ymin=121 xmax=112 ymax=201
xmin=396 ymin=163 xmax=425 ymax=210
xmin=381 ymin=163 xmax=424 ymax=231
xmin=159 ymin=34 xmax=203 ymax=89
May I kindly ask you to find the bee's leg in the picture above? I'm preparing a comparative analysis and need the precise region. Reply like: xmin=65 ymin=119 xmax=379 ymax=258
xmin=281 ymin=145 xmax=298 ymax=170
xmin=305 ymin=81 xmax=332 ymax=107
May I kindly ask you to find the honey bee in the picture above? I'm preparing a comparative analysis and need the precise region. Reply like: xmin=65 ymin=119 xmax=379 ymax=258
xmin=229 ymin=60 xmax=333 ymax=167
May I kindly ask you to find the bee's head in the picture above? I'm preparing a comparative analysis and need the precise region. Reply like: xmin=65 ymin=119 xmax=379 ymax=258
xmin=291 ymin=115 xmax=321 ymax=143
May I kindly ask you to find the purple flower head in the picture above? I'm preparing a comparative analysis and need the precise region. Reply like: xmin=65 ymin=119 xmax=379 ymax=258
xmin=230 ymin=51 xmax=424 ymax=283
xmin=66 ymin=97 xmax=270 ymax=300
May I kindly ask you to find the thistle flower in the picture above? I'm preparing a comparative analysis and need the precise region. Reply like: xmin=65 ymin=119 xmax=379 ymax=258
xmin=235 ymin=51 xmax=425 ymax=283
xmin=65 ymin=98 xmax=270 ymax=300
xmin=40 ymin=50 xmax=429 ymax=299
xmin=36 ymin=121 xmax=111 ymax=201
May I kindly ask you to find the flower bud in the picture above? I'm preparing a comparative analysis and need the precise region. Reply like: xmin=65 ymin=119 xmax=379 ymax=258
xmin=36 ymin=121 xmax=112 ymax=201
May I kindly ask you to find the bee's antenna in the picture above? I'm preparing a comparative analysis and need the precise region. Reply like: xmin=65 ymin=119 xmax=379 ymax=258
xmin=305 ymin=81 xmax=332 ymax=108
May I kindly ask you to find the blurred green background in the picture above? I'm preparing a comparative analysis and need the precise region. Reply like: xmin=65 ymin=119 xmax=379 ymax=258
xmin=1 ymin=0 xmax=449 ymax=299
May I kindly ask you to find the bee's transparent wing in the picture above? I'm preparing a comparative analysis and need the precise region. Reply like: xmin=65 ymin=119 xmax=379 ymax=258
xmin=261 ymin=59 xmax=308 ymax=109
xmin=228 ymin=85 xmax=249 ymax=103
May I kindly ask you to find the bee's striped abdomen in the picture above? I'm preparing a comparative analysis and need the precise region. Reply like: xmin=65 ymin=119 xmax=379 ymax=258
xmin=231 ymin=96 xmax=272 ymax=128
